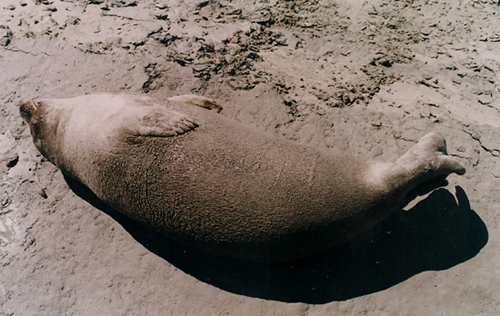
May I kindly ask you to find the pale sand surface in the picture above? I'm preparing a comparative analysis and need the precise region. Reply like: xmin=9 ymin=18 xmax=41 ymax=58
xmin=1 ymin=0 xmax=499 ymax=315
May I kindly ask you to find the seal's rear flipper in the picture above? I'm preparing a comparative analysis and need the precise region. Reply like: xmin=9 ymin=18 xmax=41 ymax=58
xmin=168 ymin=95 xmax=223 ymax=113
xmin=122 ymin=107 xmax=198 ymax=137
xmin=397 ymin=132 xmax=466 ymax=177
xmin=389 ymin=133 xmax=466 ymax=209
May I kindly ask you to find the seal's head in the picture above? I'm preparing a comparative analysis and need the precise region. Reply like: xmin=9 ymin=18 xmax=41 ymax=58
xmin=20 ymin=100 xmax=44 ymax=149
xmin=19 ymin=99 xmax=63 ymax=165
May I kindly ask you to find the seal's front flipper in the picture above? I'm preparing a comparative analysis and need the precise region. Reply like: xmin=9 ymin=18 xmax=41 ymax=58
xmin=168 ymin=95 xmax=223 ymax=113
xmin=122 ymin=107 xmax=198 ymax=137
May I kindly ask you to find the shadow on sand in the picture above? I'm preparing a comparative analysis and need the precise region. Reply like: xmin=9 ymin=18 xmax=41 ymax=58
xmin=65 ymin=174 xmax=488 ymax=304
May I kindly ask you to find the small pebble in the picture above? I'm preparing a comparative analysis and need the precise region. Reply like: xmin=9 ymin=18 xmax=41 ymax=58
xmin=156 ymin=2 xmax=169 ymax=9
xmin=6 ymin=153 xmax=19 ymax=168
xmin=38 ymin=188 xmax=48 ymax=199
xmin=0 ymin=25 xmax=13 ymax=46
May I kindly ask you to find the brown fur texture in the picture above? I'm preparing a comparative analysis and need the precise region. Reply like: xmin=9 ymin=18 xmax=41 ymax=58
xmin=20 ymin=93 xmax=465 ymax=262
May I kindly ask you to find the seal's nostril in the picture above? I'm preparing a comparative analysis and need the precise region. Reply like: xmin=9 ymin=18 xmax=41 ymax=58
xmin=19 ymin=100 xmax=39 ymax=122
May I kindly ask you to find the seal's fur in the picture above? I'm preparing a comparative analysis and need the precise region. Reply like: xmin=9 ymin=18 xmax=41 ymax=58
xmin=20 ymin=93 xmax=465 ymax=262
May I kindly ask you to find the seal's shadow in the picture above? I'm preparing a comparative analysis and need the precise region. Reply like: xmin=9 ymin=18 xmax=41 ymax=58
xmin=65 ymin=175 xmax=488 ymax=303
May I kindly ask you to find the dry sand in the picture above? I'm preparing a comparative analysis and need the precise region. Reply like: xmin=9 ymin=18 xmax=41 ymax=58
xmin=1 ymin=0 xmax=499 ymax=314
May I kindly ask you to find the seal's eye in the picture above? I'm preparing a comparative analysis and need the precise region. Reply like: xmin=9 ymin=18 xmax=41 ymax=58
xmin=20 ymin=100 xmax=40 ymax=122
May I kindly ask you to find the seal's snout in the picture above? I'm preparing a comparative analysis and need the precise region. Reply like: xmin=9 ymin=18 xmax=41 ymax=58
xmin=19 ymin=100 xmax=40 ymax=123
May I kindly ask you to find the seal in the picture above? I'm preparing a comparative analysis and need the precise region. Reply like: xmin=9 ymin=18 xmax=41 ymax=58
xmin=20 ymin=93 xmax=465 ymax=262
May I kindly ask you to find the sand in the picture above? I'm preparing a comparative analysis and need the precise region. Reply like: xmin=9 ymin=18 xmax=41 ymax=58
xmin=1 ymin=0 xmax=499 ymax=314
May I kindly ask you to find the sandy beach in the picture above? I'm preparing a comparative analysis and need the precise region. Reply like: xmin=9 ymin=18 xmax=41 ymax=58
xmin=1 ymin=0 xmax=499 ymax=314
